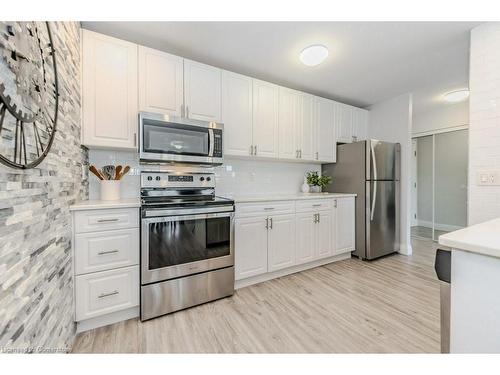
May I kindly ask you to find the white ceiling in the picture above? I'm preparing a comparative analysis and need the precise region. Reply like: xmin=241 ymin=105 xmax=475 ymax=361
xmin=81 ymin=22 xmax=480 ymax=114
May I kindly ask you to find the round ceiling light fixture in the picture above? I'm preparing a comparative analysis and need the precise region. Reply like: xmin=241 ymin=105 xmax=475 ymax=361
xmin=443 ymin=89 xmax=469 ymax=103
xmin=299 ymin=44 xmax=329 ymax=67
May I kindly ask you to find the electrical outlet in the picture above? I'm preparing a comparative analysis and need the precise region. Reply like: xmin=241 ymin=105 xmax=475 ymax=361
xmin=477 ymin=171 xmax=500 ymax=186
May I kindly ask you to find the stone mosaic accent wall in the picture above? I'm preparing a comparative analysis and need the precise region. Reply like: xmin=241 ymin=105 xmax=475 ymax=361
xmin=0 ymin=22 xmax=86 ymax=352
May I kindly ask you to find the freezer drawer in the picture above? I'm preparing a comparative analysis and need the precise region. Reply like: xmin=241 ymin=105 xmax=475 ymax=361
xmin=366 ymin=181 xmax=399 ymax=259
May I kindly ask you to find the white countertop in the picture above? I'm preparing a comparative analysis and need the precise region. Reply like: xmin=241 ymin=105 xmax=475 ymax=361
xmin=229 ymin=192 xmax=357 ymax=203
xmin=69 ymin=198 xmax=141 ymax=211
xmin=438 ymin=217 xmax=500 ymax=259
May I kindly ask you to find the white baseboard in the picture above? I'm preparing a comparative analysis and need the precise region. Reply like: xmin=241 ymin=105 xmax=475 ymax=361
xmin=235 ymin=252 xmax=352 ymax=290
xmin=416 ymin=220 xmax=464 ymax=232
xmin=399 ymin=242 xmax=413 ymax=256
xmin=76 ymin=306 xmax=139 ymax=333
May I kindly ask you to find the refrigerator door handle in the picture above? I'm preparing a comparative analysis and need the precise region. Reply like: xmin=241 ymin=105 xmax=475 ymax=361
xmin=370 ymin=142 xmax=377 ymax=221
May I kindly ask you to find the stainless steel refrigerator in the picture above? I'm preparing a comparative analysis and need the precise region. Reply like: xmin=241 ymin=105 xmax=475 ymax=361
xmin=322 ymin=140 xmax=400 ymax=260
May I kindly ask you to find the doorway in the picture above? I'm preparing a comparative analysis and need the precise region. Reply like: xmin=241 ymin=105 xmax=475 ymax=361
xmin=411 ymin=129 xmax=468 ymax=241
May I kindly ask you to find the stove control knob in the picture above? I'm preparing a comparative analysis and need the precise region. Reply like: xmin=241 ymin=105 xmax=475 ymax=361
xmin=206 ymin=177 xmax=211 ymax=182
xmin=156 ymin=176 xmax=161 ymax=181
xmin=147 ymin=176 xmax=153 ymax=181
xmin=200 ymin=177 xmax=205 ymax=181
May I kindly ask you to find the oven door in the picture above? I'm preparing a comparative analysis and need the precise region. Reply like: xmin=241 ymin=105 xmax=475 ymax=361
xmin=139 ymin=112 xmax=223 ymax=165
xmin=141 ymin=211 xmax=234 ymax=284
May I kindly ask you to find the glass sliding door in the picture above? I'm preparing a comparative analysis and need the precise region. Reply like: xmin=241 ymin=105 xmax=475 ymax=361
xmin=413 ymin=135 xmax=434 ymax=239
xmin=433 ymin=129 xmax=468 ymax=241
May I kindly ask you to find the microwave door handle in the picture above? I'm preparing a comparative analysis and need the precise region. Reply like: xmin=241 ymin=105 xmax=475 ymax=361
xmin=208 ymin=128 xmax=214 ymax=157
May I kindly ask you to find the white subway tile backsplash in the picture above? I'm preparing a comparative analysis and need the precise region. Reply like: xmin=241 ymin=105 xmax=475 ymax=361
xmin=88 ymin=151 xmax=323 ymax=200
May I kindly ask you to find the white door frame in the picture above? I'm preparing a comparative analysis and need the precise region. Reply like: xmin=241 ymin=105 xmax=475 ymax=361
xmin=411 ymin=139 xmax=418 ymax=227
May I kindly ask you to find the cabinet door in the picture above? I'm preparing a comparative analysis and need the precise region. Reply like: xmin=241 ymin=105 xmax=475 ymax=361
xmin=221 ymin=71 xmax=253 ymax=156
xmin=268 ymin=214 xmax=296 ymax=272
xmin=278 ymin=87 xmax=299 ymax=160
xmin=336 ymin=103 xmax=353 ymax=143
xmin=315 ymin=97 xmax=336 ymax=162
xmin=299 ymin=94 xmax=316 ymax=161
xmin=138 ymin=46 xmax=183 ymax=116
xmin=82 ymin=30 xmax=138 ymax=150
xmin=184 ymin=59 xmax=221 ymax=122
xmin=334 ymin=197 xmax=356 ymax=255
xmin=235 ymin=216 xmax=268 ymax=280
xmin=295 ymin=212 xmax=316 ymax=265
xmin=352 ymin=108 xmax=369 ymax=142
xmin=252 ymin=79 xmax=279 ymax=158
xmin=317 ymin=210 xmax=333 ymax=259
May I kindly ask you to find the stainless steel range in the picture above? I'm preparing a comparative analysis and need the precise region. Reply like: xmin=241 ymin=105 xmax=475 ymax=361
xmin=140 ymin=170 xmax=234 ymax=321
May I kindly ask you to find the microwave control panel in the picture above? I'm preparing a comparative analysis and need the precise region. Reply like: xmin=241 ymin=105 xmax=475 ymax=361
xmin=213 ymin=129 xmax=223 ymax=158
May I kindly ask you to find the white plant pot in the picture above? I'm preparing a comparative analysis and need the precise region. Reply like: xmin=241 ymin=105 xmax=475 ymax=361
xmin=310 ymin=186 xmax=321 ymax=193
xmin=100 ymin=180 xmax=121 ymax=201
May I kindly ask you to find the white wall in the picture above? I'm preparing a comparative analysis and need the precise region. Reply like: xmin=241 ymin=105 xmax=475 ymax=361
xmin=88 ymin=150 xmax=320 ymax=200
xmin=469 ymin=23 xmax=500 ymax=225
xmin=368 ymin=93 xmax=413 ymax=255
xmin=413 ymin=101 xmax=469 ymax=135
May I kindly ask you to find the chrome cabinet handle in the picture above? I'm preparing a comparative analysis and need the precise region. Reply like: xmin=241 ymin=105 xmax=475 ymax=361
xmin=98 ymin=249 xmax=119 ymax=255
xmin=97 ymin=218 xmax=119 ymax=223
xmin=264 ymin=207 xmax=275 ymax=211
xmin=269 ymin=217 xmax=273 ymax=229
xmin=296 ymin=150 xmax=299 ymax=158
xmin=98 ymin=290 xmax=119 ymax=299
xmin=299 ymin=150 xmax=302 ymax=158
xmin=312 ymin=204 xmax=321 ymax=207
xmin=265 ymin=217 xmax=269 ymax=229
xmin=313 ymin=213 xmax=317 ymax=223
xmin=134 ymin=133 xmax=137 ymax=147
xmin=318 ymin=214 xmax=320 ymax=223
xmin=315 ymin=152 xmax=319 ymax=160
xmin=334 ymin=199 xmax=337 ymax=208
xmin=254 ymin=145 xmax=257 ymax=156
xmin=250 ymin=145 xmax=253 ymax=155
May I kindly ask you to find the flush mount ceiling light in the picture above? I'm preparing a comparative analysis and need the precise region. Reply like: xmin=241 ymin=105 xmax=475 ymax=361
xmin=299 ymin=45 xmax=329 ymax=66
xmin=443 ymin=89 xmax=470 ymax=103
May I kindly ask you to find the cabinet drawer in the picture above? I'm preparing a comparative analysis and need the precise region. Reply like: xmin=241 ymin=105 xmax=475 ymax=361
xmin=75 ymin=266 xmax=139 ymax=321
xmin=74 ymin=228 xmax=139 ymax=275
xmin=296 ymin=199 xmax=332 ymax=213
xmin=235 ymin=201 xmax=295 ymax=218
xmin=74 ymin=208 xmax=139 ymax=233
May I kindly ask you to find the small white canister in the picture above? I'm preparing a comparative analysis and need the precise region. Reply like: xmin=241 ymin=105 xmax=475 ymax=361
xmin=100 ymin=180 xmax=121 ymax=201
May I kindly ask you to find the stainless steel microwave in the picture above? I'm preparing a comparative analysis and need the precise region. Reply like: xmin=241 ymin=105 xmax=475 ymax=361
xmin=139 ymin=112 xmax=224 ymax=165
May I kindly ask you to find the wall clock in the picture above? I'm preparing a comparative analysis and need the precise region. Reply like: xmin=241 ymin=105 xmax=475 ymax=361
xmin=0 ymin=21 xmax=59 ymax=169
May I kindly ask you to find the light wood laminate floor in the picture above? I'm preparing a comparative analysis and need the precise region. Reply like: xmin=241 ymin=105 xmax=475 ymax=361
xmin=72 ymin=237 xmax=441 ymax=353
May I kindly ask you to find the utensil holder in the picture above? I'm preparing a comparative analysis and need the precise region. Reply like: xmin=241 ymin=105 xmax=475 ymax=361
xmin=100 ymin=180 xmax=121 ymax=201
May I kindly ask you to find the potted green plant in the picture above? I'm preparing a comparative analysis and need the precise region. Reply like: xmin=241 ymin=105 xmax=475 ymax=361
xmin=306 ymin=171 xmax=332 ymax=193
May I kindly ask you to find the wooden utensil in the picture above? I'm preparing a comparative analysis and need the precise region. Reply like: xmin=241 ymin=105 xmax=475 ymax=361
xmin=89 ymin=165 xmax=104 ymax=180
xmin=114 ymin=165 xmax=123 ymax=180
xmin=118 ymin=165 xmax=130 ymax=180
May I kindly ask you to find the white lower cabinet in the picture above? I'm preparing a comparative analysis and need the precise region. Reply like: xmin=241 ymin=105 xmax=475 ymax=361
xmin=267 ymin=214 xmax=296 ymax=272
xmin=75 ymin=265 xmax=139 ymax=321
xmin=72 ymin=206 xmax=140 ymax=332
xmin=334 ymin=197 xmax=356 ymax=254
xmin=234 ymin=216 xmax=268 ymax=280
xmin=317 ymin=210 xmax=333 ymax=259
xmin=235 ymin=197 xmax=355 ymax=286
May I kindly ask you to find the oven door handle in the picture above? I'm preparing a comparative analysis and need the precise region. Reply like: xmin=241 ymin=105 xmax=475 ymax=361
xmin=142 ymin=211 xmax=233 ymax=225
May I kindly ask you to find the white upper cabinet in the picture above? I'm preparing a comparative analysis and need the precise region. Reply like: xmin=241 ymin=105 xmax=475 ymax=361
xmin=184 ymin=59 xmax=222 ymax=122
xmin=299 ymin=93 xmax=316 ymax=161
xmin=221 ymin=70 xmax=253 ymax=157
xmin=352 ymin=107 xmax=369 ymax=142
xmin=138 ymin=46 xmax=183 ymax=116
xmin=82 ymin=30 xmax=138 ymax=150
xmin=278 ymin=87 xmax=300 ymax=160
xmin=335 ymin=102 xmax=353 ymax=144
xmin=252 ymin=79 xmax=279 ymax=158
xmin=315 ymin=97 xmax=336 ymax=162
